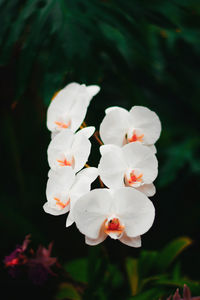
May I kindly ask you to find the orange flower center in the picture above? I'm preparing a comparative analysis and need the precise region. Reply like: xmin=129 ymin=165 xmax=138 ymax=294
xmin=54 ymin=120 xmax=71 ymax=129
xmin=57 ymin=159 xmax=72 ymax=167
xmin=104 ymin=218 xmax=124 ymax=236
xmin=54 ymin=197 xmax=70 ymax=209
xmin=128 ymin=130 xmax=144 ymax=143
xmin=128 ymin=170 xmax=143 ymax=185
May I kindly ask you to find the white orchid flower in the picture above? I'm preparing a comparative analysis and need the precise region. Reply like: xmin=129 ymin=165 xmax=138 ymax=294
xmin=98 ymin=142 xmax=158 ymax=196
xmin=47 ymin=127 xmax=95 ymax=173
xmin=99 ymin=106 xmax=161 ymax=149
xmin=47 ymin=82 xmax=100 ymax=136
xmin=73 ymin=188 xmax=155 ymax=247
xmin=43 ymin=166 xmax=98 ymax=217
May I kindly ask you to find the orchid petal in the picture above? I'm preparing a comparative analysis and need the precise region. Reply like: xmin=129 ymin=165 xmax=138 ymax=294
xmin=47 ymin=167 xmax=75 ymax=189
xmin=69 ymin=167 xmax=98 ymax=208
xmin=47 ymin=83 xmax=81 ymax=132
xmin=86 ymin=85 xmax=100 ymax=98
xmin=149 ymin=144 xmax=157 ymax=154
xmin=136 ymin=183 xmax=156 ymax=197
xmin=44 ymin=167 xmax=75 ymax=216
xmin=105 ymin=106 xmax=124 ymax=115
xmin=99 ymin=144 xmax=120 ymax=156
xmin=98 ymin=147 xmax=127 ymax=188
xmin=73 ymin=189 xmax=111 ymax=239
xmin=129 ymin=106 xmax=161 ymax=145
xmin=75 ymin=126 xmax=95 ymax=139
xmin=71 ymin=134 xmax=92 ymax=173
xmin=66 ymin=168 xmax=99 ymax=227
xmin=122 ymin=142 xmax=158 ymax=183
xmin=85 ymin=234 xmax=107 ymax=246
xmin=47 ymin=82 xmax=99 ymax=134
xmin=99 ymin=107 xmax=131 ymax=146
xmin=47 ymin=130 xmax=74 ymax=170
xmin=85 ymin=220 xmax=107 ymax=245
xmin=43 ymin=201 xmax=70 ymax=216
xmin=119 ymin=234 xmax=141 ymax=247
xmin=113 ymin=188 xmax=155 ymax=237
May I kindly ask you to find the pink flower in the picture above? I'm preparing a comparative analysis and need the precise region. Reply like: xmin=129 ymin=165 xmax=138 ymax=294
xmin=28 ymin=242 xmax=57 ymax=285
xmin=165 ymin=285 xmax=200 ymax=300
xmin=3 ymin=234 xmax=31 ymax=277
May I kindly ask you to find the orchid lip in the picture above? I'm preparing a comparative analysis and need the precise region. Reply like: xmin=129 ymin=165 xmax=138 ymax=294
xmin=57 ymin=155 xmax=75 ymax=168
xmin=104 ymin=217 xmax=125 ymax=239
xmin=124 ymin=168 xmax=143 ymax=187
xmin=54 ymin=117 xmax=71 ymax=130
xmin=55 ymin=120 xmax=71 ymax=129
xmin=54 ymin=197 xmax=70 ymax=210
xmin=127 ymin=128 xmax=144 ymax=143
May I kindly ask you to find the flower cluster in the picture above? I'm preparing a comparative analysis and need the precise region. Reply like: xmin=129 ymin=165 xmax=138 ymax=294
xmin=44 ymin=82 xmax=161 ymax=247
xmin=44 ymin=82 xmax=100 ymax=226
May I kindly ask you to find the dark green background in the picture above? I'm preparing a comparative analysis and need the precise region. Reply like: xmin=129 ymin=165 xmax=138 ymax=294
xmin=0 ymin=0 xmax=200 ymax=299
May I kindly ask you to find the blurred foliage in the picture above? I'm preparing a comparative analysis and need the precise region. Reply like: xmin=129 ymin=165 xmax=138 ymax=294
xmin=56 ymin=237 xmax=200 ymax=300
xmin=1 ymin=0 xmax=200 ymax=299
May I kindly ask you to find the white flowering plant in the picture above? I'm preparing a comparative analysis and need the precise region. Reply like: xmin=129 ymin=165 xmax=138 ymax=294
xmin=43 ymin=82 xmax=162 ymax=248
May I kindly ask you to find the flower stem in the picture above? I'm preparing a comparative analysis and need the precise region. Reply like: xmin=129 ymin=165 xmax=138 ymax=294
xmin=93 ymin=131 xmax=103 ymax=145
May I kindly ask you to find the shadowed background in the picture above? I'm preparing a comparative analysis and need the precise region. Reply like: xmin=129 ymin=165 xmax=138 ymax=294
xmin=0 ymin=0 xmax=200 ymax=299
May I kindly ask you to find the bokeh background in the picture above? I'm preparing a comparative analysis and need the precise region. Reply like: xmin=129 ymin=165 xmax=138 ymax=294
xmin=1 ymin=1 xmax=200 ymax=299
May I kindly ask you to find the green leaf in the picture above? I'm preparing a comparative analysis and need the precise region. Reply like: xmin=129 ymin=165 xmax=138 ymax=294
xmin=56 ymin=283 xmax=81 ymax=300
xmin=126 ymin=257 xmax=139 ymax=296
xmin=127 ymin=287 xmax=166 ymax=300
xmin=154 ymin=278 xmax=200 ymax=295
xmin=138 ymin=250 xmax=158 ymax=279
xmin=156 ymin=237 xmax=193 ymax=272
xmin=105 ymin=264 xmax=124 ymax=289
xmin=82 ymin=246 xmax=108 ymax=299
xmin=64 ymin=258 xmax=88 ymax=284
xmin=172 ymin=262 xmax=182 ymax=280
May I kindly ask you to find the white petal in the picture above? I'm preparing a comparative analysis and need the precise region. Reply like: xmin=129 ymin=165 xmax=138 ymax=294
xmin=86 ymin=85 xmax=100 ymax=98
xmin=73 ymin=189 xmax=111 ymax=239
xmin=47 ymin=167 xmax=75 ymax=190
xmin=129 ymin=106 xmax=161 ymax=145
xmin=122 ymin=142 xmax=158 ymax=183
xmin=51 ymin=131 xmax=58 ymax=139
xmin=72 ymin=134 xmax=92 ymax=173
xmin=70 ymin=167 xmax=98 ymax=207
xmin=47 ymin=130 xmax=74 ymax=170
xmin=66 ymin=168 xmax=99 ymax=226
xmin=85 ymin=219 xmax=107 ymax=245
xmin=85 ymin=234 xmax=107 ymax=246
xmin=134 ymin=155 xmax=158 ymax=183
xmin=68 ymin=98 xmax=89 ymax=133
xmin=99 ymin=107 xmax=131 ymax=146
xmin=98 ymin=147 xmax=127 ymax=188
xmin=47 ymin=83 xmax=81 ymax=132
xmin=122 ymin=142 xmax=152 ymax=166
xmin=149 ymin=144 xmax=157 ymax=154
xmin=113 ymin=187 xmax=155 ymax=237
xmin=105 ymin=106 xmax=123 ymax=115
xmin=75 ymin=126 xmax=95 ymax=139
xmin=43 ymin=201 xmax=69 ymax=216
xmin=99 ymin=144 xmax=120 ymax=156
xmin=136 ymin=183 xmax=156 ymax=197
xmin=66 ymin=211 xmax=74 ymax=227
xmin=47 ymin=82 xmax=95 ymax=133
xmin=119 ymin=234 xmax=141 ymax=247
xmin=45 ymin=167 xmax=75 ymax=216
xmin=77 ymin=167 xmax=99 ymax=182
